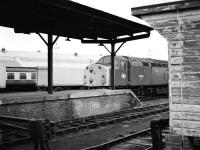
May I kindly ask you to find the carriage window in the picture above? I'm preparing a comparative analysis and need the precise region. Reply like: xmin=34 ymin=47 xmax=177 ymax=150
xmin=162 ymin=64 xmax=167 ymax=67
xmin=20 ymin=73 xmax=26 ymax=80
xmin=151 ymin=63 xmax=157 ymax=67
xmin=142 ymin=62 xmax=149 ymax=66
xmin=97 ymin=57 xmax=104 ymax=64
xmin=7 ymin=73 xmax=14 ymax=80
xmin=98 ymin=56 xmax=119 ymax=66
xmin=157 ymin=64 xmax=162 ymax=67
xmin=31 ymin=73 xmax=36 ymax=79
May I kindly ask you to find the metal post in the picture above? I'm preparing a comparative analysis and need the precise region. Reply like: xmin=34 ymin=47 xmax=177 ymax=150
xmin=151 ymin=120 xmax=163 ymax=150
xmin=0 ymin=130 xmax=2 ymax=144
xmin=29 ymin=120 xmax=52 ymax=150
xmin=111 ymin=42 xmax=115 ymax=90
xmin=48 ymin=34 xmax=53 ymax=94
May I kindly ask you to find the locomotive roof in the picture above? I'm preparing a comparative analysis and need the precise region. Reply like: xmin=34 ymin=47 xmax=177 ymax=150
xmin=103 ymin=55 xmax=167 ymax=64
xmin=125 ymin=56 xmax=167 ymax=64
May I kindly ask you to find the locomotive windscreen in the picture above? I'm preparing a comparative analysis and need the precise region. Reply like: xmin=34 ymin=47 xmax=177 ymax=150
xmin=96 ymin=56 xmax=118 ymax=66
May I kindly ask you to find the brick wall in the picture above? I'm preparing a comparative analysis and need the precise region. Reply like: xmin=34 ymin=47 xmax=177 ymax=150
xmin=0 ymin=90 xmax=141 ymax=121
xmin=165 ymin=134 xmax=200 ymax=150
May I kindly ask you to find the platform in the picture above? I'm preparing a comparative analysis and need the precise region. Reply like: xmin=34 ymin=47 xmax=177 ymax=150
xmin=0 ymin=89 xmax=142 ymax=121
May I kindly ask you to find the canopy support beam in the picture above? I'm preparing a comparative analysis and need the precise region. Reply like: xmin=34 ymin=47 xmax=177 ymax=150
xmin=38 ymin=33 xmax=59 ymax=94
xmin=48 ymin=34 xmax=53 ymax=94
xmin=81 ymin=32 xmax=150 ymax=44
xmin=111 ymin=42 xmax=115 ymax=90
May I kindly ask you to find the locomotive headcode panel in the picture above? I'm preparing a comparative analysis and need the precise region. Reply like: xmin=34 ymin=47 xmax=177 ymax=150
xmin=0 ymin=64 xmax=6 ymax=88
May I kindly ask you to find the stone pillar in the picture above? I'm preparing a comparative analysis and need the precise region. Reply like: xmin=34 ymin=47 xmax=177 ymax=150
xmin=132 ymin=1 xmax=200 ymax=149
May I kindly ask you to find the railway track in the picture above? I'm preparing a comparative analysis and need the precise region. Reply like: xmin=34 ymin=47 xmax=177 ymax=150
xmin=54 ymin=102 xmax=169 ymax=135
xmin=0 ymin=102 xmax=169 ymax=148
xmin=82 ymin=125 xmax=169 ymax=150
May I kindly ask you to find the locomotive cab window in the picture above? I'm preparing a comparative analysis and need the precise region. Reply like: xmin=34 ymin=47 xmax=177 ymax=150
xmin=162 ymin=64 xmax=167 ymax=67
xmin=7 ymin=73 xmax=14 ymax=80
xmin=120 ymin=61 xmax=127 ymax=69
xmin=97 ymin=57 xmax=104 ymax=64
xmin=20 ymin=73 xmax=26 ymax=80
xmin=151 ymin=63 xmax=157 ymax=67
xmin=98 ymin=56 xmax=119 ymax=66
xmin=103 ymin=56 xmax=110 ymax=65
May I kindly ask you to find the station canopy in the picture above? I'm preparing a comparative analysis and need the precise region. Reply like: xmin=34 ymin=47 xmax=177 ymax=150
xmin=0 ymin=0 xmax=153 ymax=42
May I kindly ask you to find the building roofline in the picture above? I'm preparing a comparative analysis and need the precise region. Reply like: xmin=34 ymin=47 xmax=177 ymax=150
xmin=131 ymin=0 xmax=200 ymax=18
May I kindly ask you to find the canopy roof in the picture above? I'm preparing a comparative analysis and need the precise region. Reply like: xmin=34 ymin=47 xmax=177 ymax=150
xmin=0 ymin=0 xmax=153 ymax=41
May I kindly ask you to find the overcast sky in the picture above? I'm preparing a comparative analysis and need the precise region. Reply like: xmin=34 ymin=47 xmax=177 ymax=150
xmin=0 ymin=0 xmax=183 ymax=60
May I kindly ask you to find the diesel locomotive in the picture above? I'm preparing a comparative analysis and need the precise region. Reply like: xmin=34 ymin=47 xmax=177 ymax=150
xmin=83 ymin=55 xmax=168 ymax=96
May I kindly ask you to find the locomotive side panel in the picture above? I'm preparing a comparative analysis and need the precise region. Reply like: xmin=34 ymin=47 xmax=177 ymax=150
xmin=129 ymin=66 xmax=145 ymax=86
xmin=0 ymin=65 xmax=6 ymax=88
xmin=142 ymin=66 xmax=152 ymax=86
xmin=115 ymin=59 xmax=131 ymax=87
xmin=152 ymin=66 xmax=166 ymax=85
xmin=164 ymin=67 xmax=169 ymax=84
xmin=115 ymin=68 xmax=126 ymax=86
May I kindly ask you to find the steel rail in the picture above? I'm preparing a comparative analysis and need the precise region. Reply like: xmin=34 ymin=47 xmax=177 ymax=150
xmin=82 ymin=117 xmax=169 ymax=150
xmin=0 ymin=137 xmax=30 ymax=147
xmin=0 ymin=122 xmax=29 ymax=132
xmin=0 ymin=102 xmax=169 ymax=147
xmin=55 ymin=102 xmax=168 ymax=125
xmin=55 ymin=103 xmax=169 ymax=135
xmin=0 ymin=116 xmax=31 ymax=123
xmin=82 ymin=128 xmax=151 ymax=150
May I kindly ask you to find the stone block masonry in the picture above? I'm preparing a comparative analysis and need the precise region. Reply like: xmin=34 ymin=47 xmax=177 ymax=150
xmin=0 ymin=89 xmax=141 ymax=121
xmin=132 ymin=0 xmax=200 ymax=138
xmin=165 ymin=134 xmax=200 ymax=150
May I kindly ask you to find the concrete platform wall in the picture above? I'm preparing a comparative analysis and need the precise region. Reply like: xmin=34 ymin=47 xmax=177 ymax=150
xmin=0 ymin=89 xmax=141 ymax=121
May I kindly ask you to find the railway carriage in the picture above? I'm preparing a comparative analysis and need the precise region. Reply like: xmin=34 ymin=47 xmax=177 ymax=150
xmin=83 ymin=55 xmax=168 ymax=96
xmin=6 ymin=67 xmax=37 ymax=89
